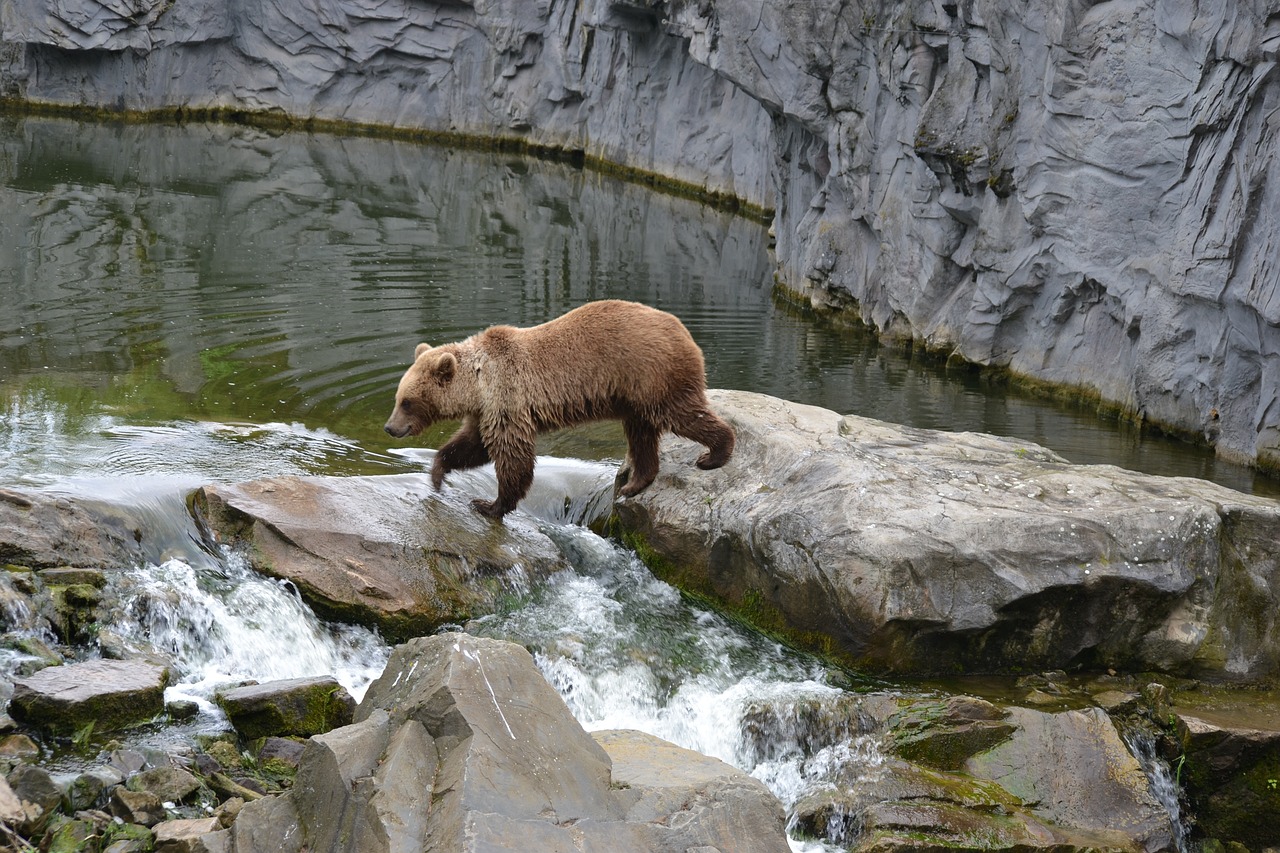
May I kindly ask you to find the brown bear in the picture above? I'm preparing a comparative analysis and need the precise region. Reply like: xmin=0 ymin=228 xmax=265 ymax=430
xmin=384 ymin=300 xmax=735 ymax=520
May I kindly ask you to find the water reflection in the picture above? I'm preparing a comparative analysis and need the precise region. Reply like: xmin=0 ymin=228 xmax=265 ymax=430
xmin=0 ymin=115 xmax=1274 ymax=495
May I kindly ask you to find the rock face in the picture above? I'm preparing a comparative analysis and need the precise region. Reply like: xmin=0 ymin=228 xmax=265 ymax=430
xmin=195 ymin=475 xmax=566 ymax=640
xmin=613 ymin=390 xmax=1280 ymax=681
xmin=2 ymin=1 xmax=1277 ymax=469
xmin=213 ymin=633 xmax=791 ymax=853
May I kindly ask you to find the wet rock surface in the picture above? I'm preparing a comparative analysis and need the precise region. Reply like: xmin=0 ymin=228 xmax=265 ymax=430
xmin=195 ymin=474 xmax=566 ymax=640
xmin=615 ymin=390 xmax=1280 ymax=680
xmin=216 ymin=676 xmax=355 ymax=740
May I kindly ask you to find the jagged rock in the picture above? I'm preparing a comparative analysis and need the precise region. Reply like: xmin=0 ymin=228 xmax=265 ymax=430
xmin=614 ymin=390 xmax=1280 ymax=680
xmin=109 ymin=786 xmax=167 ymax=827
xmin=215 ymin=676 xmax=354 ymax=739
xmin=214 ymin=634 xmax=791 ymax=853
xmin=9 ymin=659 xmax=169 ymax=734
xmin=1175 ymin=707 xmax=1280 ymax=847
xmin=195 ymin=475 xmax=566 ymax=640
xmin=0 ymin=774 xmax=41 ymax=829
xmin=593 ymin=728 xmax=789 ymax=851
xmin=6 ymin=762 xmax=63 ymax=835
xmin=153 ymin=817 xmax=222 ymax=853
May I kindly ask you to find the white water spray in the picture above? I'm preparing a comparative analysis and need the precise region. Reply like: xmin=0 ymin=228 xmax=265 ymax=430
xmin=106 ymin=550 xmax=387 ymax=712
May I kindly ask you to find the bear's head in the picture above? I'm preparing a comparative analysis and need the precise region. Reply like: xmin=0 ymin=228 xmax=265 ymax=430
xmin=384 ymin=343 xmax=462 ymax=438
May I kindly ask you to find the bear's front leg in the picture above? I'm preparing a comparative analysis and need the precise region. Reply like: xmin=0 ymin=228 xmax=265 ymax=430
xmin=472 ymin=425 xmax=536 ymax=520
xmin=432 ymin=417 xmax=490 ymax=490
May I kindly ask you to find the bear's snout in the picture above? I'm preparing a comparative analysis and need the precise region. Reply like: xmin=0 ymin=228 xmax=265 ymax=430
xmin=384 ymin=420 xmax=413 ymax=438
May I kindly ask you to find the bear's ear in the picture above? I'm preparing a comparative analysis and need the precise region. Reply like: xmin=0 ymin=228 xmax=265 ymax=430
xmin=414 ymin=343 xmax=433 ymax=360
xmin=429 ymin=351 xmax=457 ymax=384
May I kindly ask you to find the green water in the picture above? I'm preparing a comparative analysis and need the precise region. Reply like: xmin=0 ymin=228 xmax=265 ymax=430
xmin=1 ymin=115 xmax=1275 ymax=497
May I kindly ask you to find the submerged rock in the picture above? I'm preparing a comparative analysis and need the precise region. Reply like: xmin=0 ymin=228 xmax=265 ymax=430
xmin=8 ymin=658 xmax=169 ymax=735
xmin=195 ymin=475 xmax=566 ymax=641
xmin=614 ymin=390 xmax=1280 ymax=681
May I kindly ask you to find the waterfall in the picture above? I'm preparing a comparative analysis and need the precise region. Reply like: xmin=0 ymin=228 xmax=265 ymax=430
xmin=105 ymin=550 xmax=388 ymax=712
xmin=1124 ymin=726 xmax=1190 ymax=853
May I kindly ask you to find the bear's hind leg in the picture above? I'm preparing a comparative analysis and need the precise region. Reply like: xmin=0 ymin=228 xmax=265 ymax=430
xmin=672 ymin=407 xmax=736 ymax=470
xmin=432 ymin=417 xmax=491 ymax=490
xmin=618 ymin=417 xmax=660 ymax=497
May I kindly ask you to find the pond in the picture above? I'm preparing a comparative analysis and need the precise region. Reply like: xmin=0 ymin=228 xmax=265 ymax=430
xmin=2 ymin=115 xmax=1275 ymax=497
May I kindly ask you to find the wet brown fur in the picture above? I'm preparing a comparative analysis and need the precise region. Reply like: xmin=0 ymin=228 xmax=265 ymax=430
xmin=384 ymin=300 xmax=735 ymax=520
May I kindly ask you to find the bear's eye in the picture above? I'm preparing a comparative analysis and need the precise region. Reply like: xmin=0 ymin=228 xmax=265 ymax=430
xmin=400 ymin=400 xmax=412 ymax=412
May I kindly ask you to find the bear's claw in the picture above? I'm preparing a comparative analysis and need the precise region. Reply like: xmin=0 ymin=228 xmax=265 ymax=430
xmin=470 ymin=498 xmax=508 ymax=520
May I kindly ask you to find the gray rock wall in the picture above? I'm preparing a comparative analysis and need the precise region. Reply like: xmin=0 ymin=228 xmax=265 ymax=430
xmin=2 ymin=0 xmax=1278 ymax=468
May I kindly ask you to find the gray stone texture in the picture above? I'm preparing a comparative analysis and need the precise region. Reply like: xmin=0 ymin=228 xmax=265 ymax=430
xmin=2 ymin=0 xmax=1277 ymax=469
xmin=196 ymin=474 xmax=566 ymax=640
xmin=216 ymin=633 xmax=791 ymax=853
xmin=9 ymin=658 xmax=169 ymax=734
xmin=613 ymin=389 xmax=1280 ymax=681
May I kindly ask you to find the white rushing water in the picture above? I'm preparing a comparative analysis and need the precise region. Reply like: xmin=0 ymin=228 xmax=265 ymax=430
xmin=471 ymin=523 xmax=884 ymax=850
xmin=105 ymin=550 xmax=388 ymax=713
xmin=91 ymin=477 xmax=880 ymax=849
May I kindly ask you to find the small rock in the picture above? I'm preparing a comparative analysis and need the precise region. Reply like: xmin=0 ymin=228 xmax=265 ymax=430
xmin=65 ymin=766 xmax=125 ymax=811
xmin=127 ymin=766 xmax=201 ymax=805
xmin=167 ymin=699 xmax=200 ymax=721
xmin=216 ymin=676 xmax=354 ymax=739
xmin=0 ymin=732 xmax=41 ymax=762
xmin=153 ymin=816 xmax=221 ymax=853
xmin=256 ymin=737 xmax=305 ymax=773
xmin=7 ymin=762 xmax=63 ymax=834
xmin=109 ymin=786 xmax=167 ymax=827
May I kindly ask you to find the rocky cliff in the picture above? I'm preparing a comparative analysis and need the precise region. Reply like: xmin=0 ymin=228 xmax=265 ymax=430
xmin=2 ymin=0 xmax=1278 ymax=468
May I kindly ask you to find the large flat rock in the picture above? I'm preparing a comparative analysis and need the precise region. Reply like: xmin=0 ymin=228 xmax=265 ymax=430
xmin=195 ymin=475 xmax=566 ymax=641
xmin=9 ymin=658 xmax=169 ymax=734
xmin=614 ymin=390 xmax=1280 ymax=680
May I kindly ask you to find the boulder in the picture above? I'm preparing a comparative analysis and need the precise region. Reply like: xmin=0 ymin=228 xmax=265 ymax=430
xmin=215 ymin=676 xmax=355 ymax=739
xmin=613 ymin=390 xmax=1280 ymax=680
xmin=0 ymin=488 xmax=145 ymax=571
xmin=593 ymin=728 xmax=789 ymax=851
xmin=194 ymin=475 xmax=566 ymax=640
xmin=9 ymin=659 xmax=169 ymax=734
xmin=215 ymin=634 xmax=791 ymax=853
xmin=965 ymin=707 xmax=1172 ymax=850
